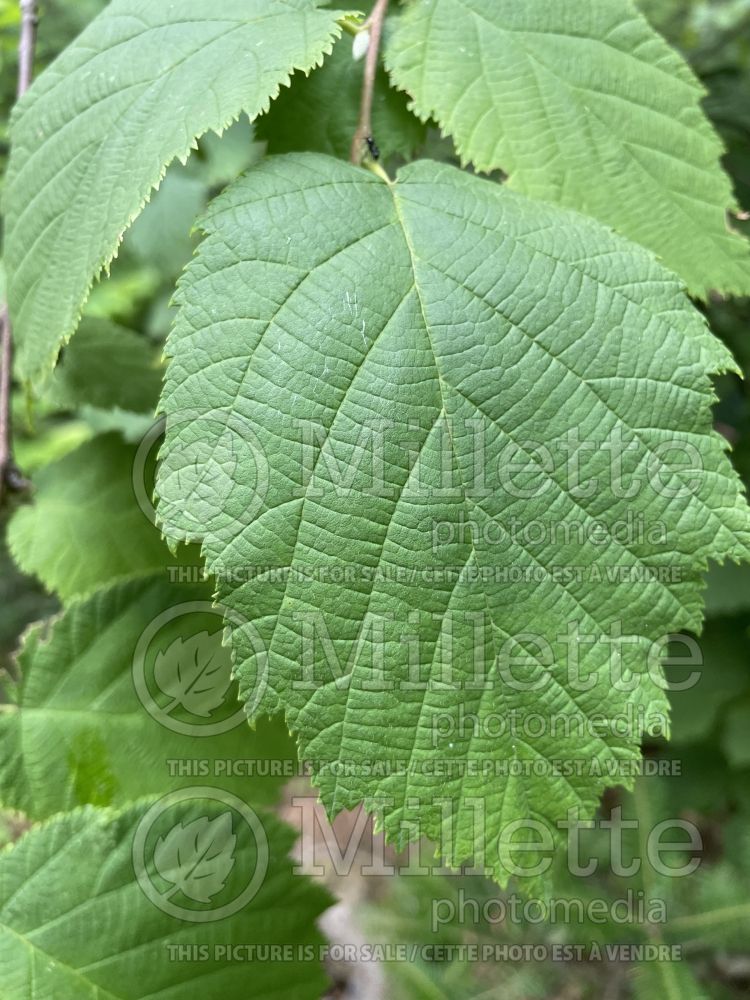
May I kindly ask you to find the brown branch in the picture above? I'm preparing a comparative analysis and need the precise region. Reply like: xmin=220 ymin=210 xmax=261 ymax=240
xmin=0 ymin=308 xmax=13 ymax=498
xmin=1 ymin=0 xmax=37 ymax=504
xmin=18 ymin=0 xmax=37 ymax=97
xmin=350 ymin=0 xmax=390 ymax=166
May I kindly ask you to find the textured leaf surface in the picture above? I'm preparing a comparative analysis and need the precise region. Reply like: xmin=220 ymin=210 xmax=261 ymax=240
xmin=0 ymin=574 xmax=294 ymax=818
xmin=8 ymin=433 xmax=170 ymax=600
xmin=157 ymin=153 xmax=750 ymax=884
xmin=3 ymin=0 xmax=347 ymax=385
xmin=0 ymin=802 xmax=331 ymax=999
xmin=258 ymin=32 xmax=425 ymax=161
xmin=385 ymin=0 xmax=750 ymax=296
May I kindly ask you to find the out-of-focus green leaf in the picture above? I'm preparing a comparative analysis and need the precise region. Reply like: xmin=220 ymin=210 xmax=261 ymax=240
xmin=8 ymin=434 xmax=172 ymax=601
xmin=0 ymin=573 xmax=295 ymax=818
xmin=722 ymin=701 xmax=750 ymax=766
xmin=667 ymin=619 xmax=749 ymax=743
xmin=0 ymin=801 xmax=332 ymax=999
xmin=44 ymin=318 xmax=162 ymax=416
xmin=259 ymin=33 xmax=425 ymax=161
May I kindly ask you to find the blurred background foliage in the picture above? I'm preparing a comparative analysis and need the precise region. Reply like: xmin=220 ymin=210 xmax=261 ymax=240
xmin=0 ymin=1 xmax=749 ymax=998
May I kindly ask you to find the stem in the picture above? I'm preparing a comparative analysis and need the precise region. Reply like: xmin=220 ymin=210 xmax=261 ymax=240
xmin=0 ymin=308 xmax=13 ymax=499
xmin=1 ymin=0 xmax=37 ymax=504
xmin=350 ymin=0 xmax=390 ymax=167
xmin=18 ymin=0 xmax=37 ymax=97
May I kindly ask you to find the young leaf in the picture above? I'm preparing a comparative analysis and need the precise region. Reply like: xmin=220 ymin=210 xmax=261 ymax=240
xmin=157 ymin=153 xmax=750 ymax=886
xmin=0 ymin=802 xmax=332 ymax=999
xmin=0 ymin=574 xmax=295 ymax=818
xmin=8 ymin=433 xmax=171 ymax=600
xmin=385 ymin=0 xmax=750 ymax=297
xmin=3 ymin=0 xmax=349 ymax=386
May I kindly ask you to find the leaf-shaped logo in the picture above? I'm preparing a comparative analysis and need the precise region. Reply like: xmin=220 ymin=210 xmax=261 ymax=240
xmin=153 ymin=813 xmax=237 ymax=904
xmin=153 ymin=631 xmax=233 ymax=718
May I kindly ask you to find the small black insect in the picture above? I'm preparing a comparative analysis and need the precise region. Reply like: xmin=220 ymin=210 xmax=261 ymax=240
xmin=365 ymin=135 xmax=380 ymax=161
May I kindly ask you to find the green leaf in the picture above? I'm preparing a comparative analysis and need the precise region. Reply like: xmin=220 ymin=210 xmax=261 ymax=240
xmin=0 ymin=573 xmax=295 ymax=818
xmin=189 ymin=118 xmax=264 ymax=190
xmin=8 ymin=433 xmax=171 ymax=601
xmin=13 ymin=419 xmax=93 ymax=474
xmin=0 ymin=514 xmax=57 ymax=673
xmin=3 ymin=0 xmax=348 ymax=386
xmin=157 ymin=153 xmax=750 ymax=887
xmin=722 ymin=701 xmax=750 ymax=768
xmin=385 ymin=0 xmax=750 ymax=297
xmin=258 ymin=32 xmax=425 ymax=161
xmin=125 ymin=172 xmax=207 ymax=280
xmin=43 ymin=318 xmax=162 ymax=416
xmin=703 ymin=559 xmax=750 ymax=617
xmin=0 ymin=802 xmax=332 ymax=999
xmin=667 ymin=620 xmax=749 ymax=744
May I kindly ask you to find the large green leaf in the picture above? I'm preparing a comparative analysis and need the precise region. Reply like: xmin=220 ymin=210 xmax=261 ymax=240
xmin=3 ymin=0 xmax=347 ymax=386
xmin=157 ymin=153 xmax=750 ymax=886
xmin=8 ymin=433 xmax=171 ymax=601
xmin=385 ymin=0 xmax=750 ymax=297
xmin=0 ymin=573 xmax=295 ymax=818
xmin=0 ymin=801 xmax=331 ymax=999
